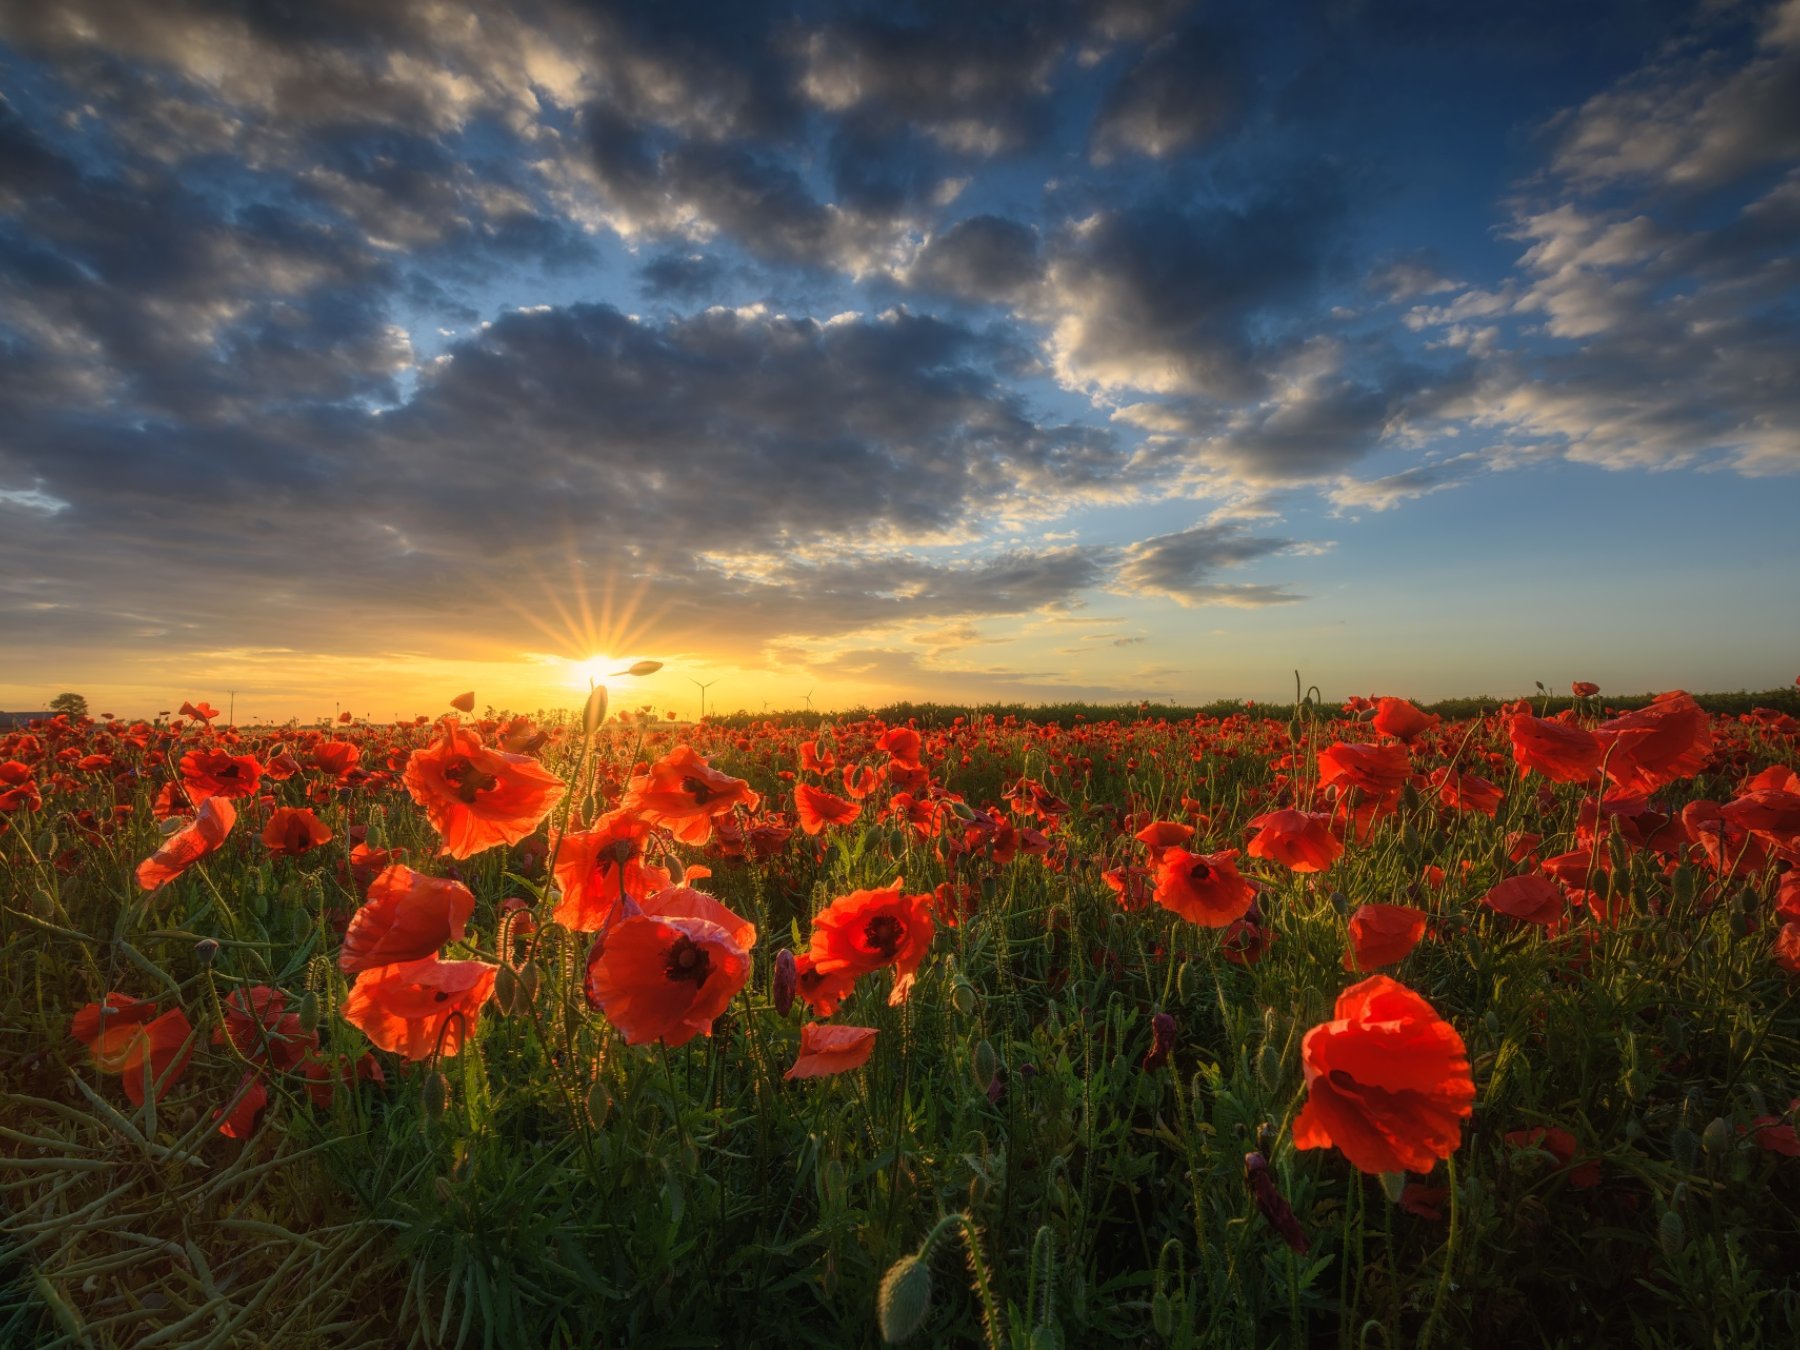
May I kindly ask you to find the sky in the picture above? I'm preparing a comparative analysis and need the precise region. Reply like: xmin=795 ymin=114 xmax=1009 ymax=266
xmin=0 ymin=0 xmax=1796 ymax=723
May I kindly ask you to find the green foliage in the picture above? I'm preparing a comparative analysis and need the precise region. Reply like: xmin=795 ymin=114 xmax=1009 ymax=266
xmin=2 ymin=700 xmax=1798 ymax=1347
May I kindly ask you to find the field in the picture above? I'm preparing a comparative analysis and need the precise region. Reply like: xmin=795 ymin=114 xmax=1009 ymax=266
xmin=3 ymin=686 xmax=1799 ymax=1348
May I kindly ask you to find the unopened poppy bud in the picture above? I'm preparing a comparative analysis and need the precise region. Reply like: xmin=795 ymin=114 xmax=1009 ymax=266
xmin=1670 ymin=1125 xmax=1700 ymax=1170
xmin=1029 ymin=1328 xmax=1058 ymax=1350
xmin=494 ymin=964 xmax=522 ymax=1016
xmin=1329 ymin=890 xmax=1349 ymax=917
xmin=665 ymin=854 xmax=686 ymax=884
xmin=194 ymin=937 xmax=220 ymax=967
xmin=877 ymin=1254 xmax=933 ymax=1343
xmin=581 ymin=684 xmax=608 ymax=737
xmin=951 ymin=979 xmax=977 ymax=1016
xmin=1658 ymin=1208 xmax=1686 ymax=1261
xmin=421 ymin=1071 xmax=449 ymax=1121
xmin=1401 ymin=822 xmax=1422 ymax=854
xmin=296 ymin=990 xmax=320 ymax=1034
xmin=1483 ymin=1009 xmax=1501 ymax=1038
xmin=1245 ymin=1152 xmax=1310 ymax=1253
xmin=1257 ymin=1042 xmax=1282 ymax=1091
xmin=949 ymin=800 xmax=977 ymax=821
xmin=35 ymin=830 xmax=56 ymax=856
xmin=972 ymin=1039 xmax=998 ymax=1089
xmin=29 ymin=888 xmax=53 ymax=918
xmin=518 ymin=962 xmax=542 ymax=1002
xmin=1701 ymin=1116 xmax=1731 ymax=1158
xmin=772 ymin=949 xmax=798 ymax=1017
xmin=1142 ymin=1012 xmax=1176 ymax=1071
xmin=434 ymin=1176 xmax=453 ymax=1206
xmin=1151 ymin=1290 xmax=1173 ymax=1337
xmin=1378 ymin=1170 xmax=1406 ymax=1203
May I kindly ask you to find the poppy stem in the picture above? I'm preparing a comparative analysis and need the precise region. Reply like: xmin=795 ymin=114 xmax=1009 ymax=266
xmin=1418 ymin=1153 xmax=1459 ymax=1350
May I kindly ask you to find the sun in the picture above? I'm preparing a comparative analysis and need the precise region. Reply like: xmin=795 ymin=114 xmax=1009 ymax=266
xmin=567 ymin=654 xmax=614 ymax=688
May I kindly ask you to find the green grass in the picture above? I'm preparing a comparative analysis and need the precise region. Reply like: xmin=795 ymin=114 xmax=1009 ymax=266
xmin=3 ymin=703 xmax=1798 ymax=1347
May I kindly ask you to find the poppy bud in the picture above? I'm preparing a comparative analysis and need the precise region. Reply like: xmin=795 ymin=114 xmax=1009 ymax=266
xmin=1701 ymin=1116 xmax=1731 ymax=1158
xmin=1378 ymin=1170 xmax=1407 ymax=1203
xmin=29 ymin=888 xmax=53 ymax=918
xmin=494 ymin=964 xmax=522 ymax=1016
xmin=1142 ymin=1012 xmax=1176 ymax=1070
xmin=297 ymin=990 xmax=320 ymax=1035
xmin=877 ymin=1254 xmax=933 ymax=1344
xmin=1245 ymin=1152 xmax=1310 ymax=1253
xmin=1658 ymin=1208 xmax=1686 ymax=1262
xmin=1673 ymin=866 xmax=1696 ymax=907
xmin=951 ymin=979 xmax=977 ymax=1016
xmin=518 ymin=962 xmax=542 ymax=1002
xmin=581 ymin=684 xmax=609 ymax=738
xmin=1151 ymin=1290 xmax=1173 ymax=1337
xmin=972 ymin=1039 xmax=998 ymax=1089
xmin=772 ymin=949 xmax=798 ymax=1018
xmin=434 ymin=1176 xmax=454 ymax=1206
xmin=194 ymin=937 xmax=220 ymax=967
xmin=818 ymin=1158 xmax=847 ymax=1211
xmin=1608 ymin=832 xmax=1631 ymax=877
xmin=665 ymin=853 xmax=686 ymax=884
xmin=1029 ymin=1328 xmax=1058 ymax=1350
xmin=1329 ymin=890 xmax=1349 ymax=917
xmin=1257 ymin=1042 xmax=1282 ymax=1091
xmin=35 ymin=830 xmax=56 ymax=856
xmin=421 ymin=1071 xmax=449 ymax=1121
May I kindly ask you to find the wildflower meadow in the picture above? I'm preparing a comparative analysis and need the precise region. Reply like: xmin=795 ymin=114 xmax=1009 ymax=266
xmin=3 ymin=683 xmax=1799 ymax=1347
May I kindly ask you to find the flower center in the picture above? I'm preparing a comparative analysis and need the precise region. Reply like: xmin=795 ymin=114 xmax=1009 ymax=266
xmin=863 ymin=914 xmax=903 ymax=959
xmin=441 ymin=755 xmax=499 ymax=805
xmin=681 ymin=775 xmax=715 ymax=805
xmin=664 ymin=935 xmax=712 ymax=987
xmin=1188 ymin=861 xmax=1212 ymax=882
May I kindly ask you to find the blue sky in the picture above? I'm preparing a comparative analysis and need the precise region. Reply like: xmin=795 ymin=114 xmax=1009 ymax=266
xmin=0 ymin=0 xmax=1795 ymax=720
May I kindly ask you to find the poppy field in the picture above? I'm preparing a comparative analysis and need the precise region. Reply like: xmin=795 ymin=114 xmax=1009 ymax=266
xmin=3 ymin=685 xmax=1800 ymax=1348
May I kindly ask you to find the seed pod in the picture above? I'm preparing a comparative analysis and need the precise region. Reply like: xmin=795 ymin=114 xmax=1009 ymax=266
xmin=194 ymin=937 xmax=221 ymax=968
xmin=877 ymin=1254 xmax=933 ymax=1344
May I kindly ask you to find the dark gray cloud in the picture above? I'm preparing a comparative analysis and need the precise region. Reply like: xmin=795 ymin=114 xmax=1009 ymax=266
xmin=1090 ymin=23 xmax=1245 ymax=161
xmin=1043 ymin=184 xmax=1347 ymax=399
xmin=1113 ymin=522 xmax=1307 ymax=606
xmin=907 ymin=215 xmax=1044 ymax=305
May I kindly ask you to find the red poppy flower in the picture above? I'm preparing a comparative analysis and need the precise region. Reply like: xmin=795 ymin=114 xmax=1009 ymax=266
xmin=1483 ymin=874 xmax=1568 ymax=927
xmin=404 ymin=718 xmax=566 ymax=859
xmin=1776 ymin=922 xmax=1800 ymax=975
xmin=1292 ymin=975 xmax=1475 ymax=1174
xmin=1246 ymin=809 xmax=1342 ymax=873
xmin=1153 ymin=848 xmax=1255 ymax=928
xmin=451 ymin=691 xmax=476 ymax=713
xmin=310 ymin=741 xmax=361 ymax=778
xmin=799 ymin=740 xmax=838 ymax=774
xmin=179 ymin=749 xmax=263 ymax=803
xmin=342 ymin=957 xmax=498 ymax=1060
xmin=1344 ymin=904 xmax=1427 ymax=971
xmin=1595 ymin=691 xmax=1713 ymax=795
xmin=136 ymin=796 xmax=236 ymax=891
xmin=215 ymin=985 xmax=316 ymax=1070
xmin=550 ymin=809 xmax=671 ymax=933
xmin=1505 ymin=1125 xmax=1601 ymax=1188
xmin=215 ymin=1071 xmax=270 ymax=1139
xmin=641 ymin=886 xmax=757 ymax=948
xmin=808 ymin=880 xmax=936 ymax=1005
xmin=1102 ymin=864 xmax=1153 ymax=911
xmin=621 ymin=744 xmax=759 ymax=846
xmin=877 ymin=726 xmax=922 ymax=765
xmin=70 ymin=996 xmax=194 ymax=1105
xmin=1372 ymin=697 xmax=1439 ymax=744
xmin=794 ymin=782 xmax=862 ymax=835
xmin=784 ymin=1023 xmax=878 ymax=1080
xmin=1429 ymin=768 xmax=1504 ymax=818
xmin=584 ymin=913 xmax=751 ymax=1046
xmin=1318 ymin=742 xmax=1412 ymax=799
xmin=793 ymin=953 xmax=862 ymax=1017
xmin=842 ymin=763 xmax=881 ymax=800
xmin=340 ymin=865 xmax=477 ymax=973
xmin=263 ymin=806 xmax=333 ymax=858
xmin=1508 ymin=713 xmax=1603 ymax=784
xmin=1571 ymin=681 xmax=1600 ymax=698
xmin=1721 ymin=790 xmax=1800 ymax=847
xmin=1134 ymin=819 xmax=1194 ymax=859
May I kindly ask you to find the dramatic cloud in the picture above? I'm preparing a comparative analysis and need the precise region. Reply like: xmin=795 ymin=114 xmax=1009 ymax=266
xmin=1113 ymin=522 xmax=1308 ymax=607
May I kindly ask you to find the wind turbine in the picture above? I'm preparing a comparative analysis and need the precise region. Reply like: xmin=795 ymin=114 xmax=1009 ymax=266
xmin=690 ymin=678 xmax=717 ymax=722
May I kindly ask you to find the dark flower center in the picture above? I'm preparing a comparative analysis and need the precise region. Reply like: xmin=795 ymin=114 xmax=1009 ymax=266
xmin=442 ymin=755 xmax=499 ymax=804
xmin=664 ymin=935 xmax=712 ymax=988
xmin=681 ymin=775 xmax=715 ymax=805
xmin=864 ymin=915 xmax=903 ymax=959
xmin=1188 ymin=861 xmax=1212 ymax=883
xmin=607 ymin=839 xmax=636 ymax=865
xmin=1327 ymin=1068 xmax=1357 ymax=1092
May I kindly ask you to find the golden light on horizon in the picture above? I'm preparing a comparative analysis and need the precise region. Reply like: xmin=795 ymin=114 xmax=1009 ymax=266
xmin=566 ymin=654 xmax=617 ymax=688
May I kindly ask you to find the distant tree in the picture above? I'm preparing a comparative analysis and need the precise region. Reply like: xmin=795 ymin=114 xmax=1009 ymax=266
xmin=49 ymin=691 xmax=89 ymax=720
